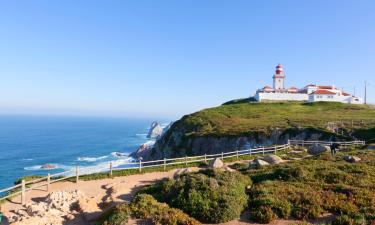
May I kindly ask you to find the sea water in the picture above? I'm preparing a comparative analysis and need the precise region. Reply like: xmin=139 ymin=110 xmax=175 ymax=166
xmin=0 ymin=115 xmax=169 ymax=189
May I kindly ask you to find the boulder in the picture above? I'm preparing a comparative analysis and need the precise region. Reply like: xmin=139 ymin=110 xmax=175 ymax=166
xmin=147 ymin=121 xmax=163 ymax=139
xmin=262 ymin=155 xmax=283 ymax=164
xmin=209 ymin=158 xmax=224 ymax=169
xmin=308 ymin=144 xmax=330 ymax=155
xmin=343 ymin=155 xmax=361 ymax=163
xmin=253 ymin=159 xmax=270 ymax=167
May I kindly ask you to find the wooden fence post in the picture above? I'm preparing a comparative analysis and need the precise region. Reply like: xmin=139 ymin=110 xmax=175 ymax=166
xmin=109 ymin=162 xmax=113 ymax=178
xmin=236 ymin=150 xmax=239 ymax=159
xmin=163 ymin=158 xmax=166 ymax=171
xmin=139 ymin=160 xmax=142 ymax=172
xmin=221 ymin=152 xmax=224 ymax=160
xmin=185 ymin=156 xmax=188 ymax=166
xmin=21 ymin=179 xmax=26 ymax=206
xmin=249 ymin=148 xmax=252 ymax=156
xmin=204 ymin=154 xmax=207 ymax=163
xmin=263 ymin=147 xmax=265 ymax=155
xmin=274 ymin=146 xmax=277 ymax=154
xmin=75 ymin=166 xmax=79 ymax=183
xmin=47 ymin=173 xmax=50 ymax=192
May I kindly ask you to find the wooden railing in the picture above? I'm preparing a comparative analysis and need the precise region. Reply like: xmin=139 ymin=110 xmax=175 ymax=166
xmin=0 ymin=139 xmax=366 ymax=206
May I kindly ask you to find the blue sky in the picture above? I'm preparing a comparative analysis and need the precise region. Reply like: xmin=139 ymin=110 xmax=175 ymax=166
xmin=0 ymin=0 xmax=374 ymax=119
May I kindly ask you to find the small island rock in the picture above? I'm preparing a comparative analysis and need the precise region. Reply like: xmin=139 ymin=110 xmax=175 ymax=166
xmin=41 ymin=164 xmax=56 ymax=169
xmin=147 ymin=121 xmax=163 ymax=139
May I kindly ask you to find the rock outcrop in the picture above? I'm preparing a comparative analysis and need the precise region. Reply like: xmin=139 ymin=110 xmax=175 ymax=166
xmin=343 ymin=155 xmax=361 ymax=163
xmin=262 ymin=155 xmax=284 ymax=164
xmin=10 ymin=190 xmax=87 ymax=225
xmin=147 ymin=121 xmax=163 ymax=139
xmin=253 ymin=159 xmax=270 ymax=167
xmin=308 ymin=144 xmax=330 ymax=155
xmin=209 ymin=158 xmax=224 ymax=169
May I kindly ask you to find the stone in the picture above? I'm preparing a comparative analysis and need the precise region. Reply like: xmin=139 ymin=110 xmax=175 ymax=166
xmin=308 ymin=144 xmax=330 ymax=155
xmin=254 ymin=159 xmax=270 ymax=167
xmin=41 ymin=164 xmax=56 ymax=169
xmin=147 ymin=121 xmax=163 ymax=139
xmin=209 ymin=157 xmax=224 ymax=169
xmin=343 ymin=155 xmax=361 ymax=163
xmin=262 ymin=155 xmax=283 ymax=164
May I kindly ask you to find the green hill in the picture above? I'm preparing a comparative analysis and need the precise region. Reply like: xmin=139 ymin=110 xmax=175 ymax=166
xmin=147 ymin=101 xmax=375 ymax=159
xmin=179 ymin=101 xmax=375 ymax=136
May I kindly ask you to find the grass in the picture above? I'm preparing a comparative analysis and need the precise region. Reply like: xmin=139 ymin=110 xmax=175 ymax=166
xmin=168 ymin=101 xmax=375 ymax=137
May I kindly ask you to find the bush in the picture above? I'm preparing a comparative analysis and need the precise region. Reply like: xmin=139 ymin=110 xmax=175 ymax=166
xmin=131 ymin=194 xmax=201 ymax=225
xmin=102 ymin=204 xmax=131 ymax=225
xmin=249 ymin=206 xmax=276 ymax=224
xmin=142 ymin=170 xmax=251 ymax=223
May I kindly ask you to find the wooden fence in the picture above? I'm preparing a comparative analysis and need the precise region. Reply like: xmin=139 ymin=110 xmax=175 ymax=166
xmin=0 ymin=139 xmax=366 ymax=206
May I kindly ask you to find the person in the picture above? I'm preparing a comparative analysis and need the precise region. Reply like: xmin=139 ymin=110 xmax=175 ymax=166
xmin=329 ymin=136 xmax=340 ymax=157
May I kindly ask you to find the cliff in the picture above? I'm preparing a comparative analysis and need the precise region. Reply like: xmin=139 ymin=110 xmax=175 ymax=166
xmin=144 ymin=102 xmax=375 ymax=160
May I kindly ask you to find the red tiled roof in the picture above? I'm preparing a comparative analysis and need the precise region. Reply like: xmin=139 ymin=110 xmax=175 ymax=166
xmin=311 ymin=89 xmax=336 ymax=95
xmin=318 ymin=85 xmax=334 ymax=89
xmin=289 ymin=87 xmax=298 ymax=90
xmin=342 ymin=92 xmax=351 ymax=96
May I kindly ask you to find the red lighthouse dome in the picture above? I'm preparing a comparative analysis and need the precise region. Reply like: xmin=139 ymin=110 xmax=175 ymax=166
xmin=275 ymin=64 xmax=284 ymax=75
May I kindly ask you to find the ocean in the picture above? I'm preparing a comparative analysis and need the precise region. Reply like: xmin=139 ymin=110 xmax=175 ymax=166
xmin=0 ymin=115 xmax=169 ymax=190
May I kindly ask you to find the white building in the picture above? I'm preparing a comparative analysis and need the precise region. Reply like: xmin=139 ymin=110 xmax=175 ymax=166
xmin=254 ymin=64 xmax=363 ymax=104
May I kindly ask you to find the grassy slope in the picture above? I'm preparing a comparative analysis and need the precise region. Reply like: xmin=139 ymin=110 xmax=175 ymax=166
xmin=179 ymin=101 xmax=375 ymax=137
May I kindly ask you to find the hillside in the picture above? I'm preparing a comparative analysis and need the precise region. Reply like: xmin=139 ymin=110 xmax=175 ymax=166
xmin=146 ymin=101 xmax=375 ymax=159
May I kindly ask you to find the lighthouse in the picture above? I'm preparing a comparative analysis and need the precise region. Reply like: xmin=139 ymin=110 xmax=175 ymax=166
xmin=273 ymin=64 xmax=285 ymax=90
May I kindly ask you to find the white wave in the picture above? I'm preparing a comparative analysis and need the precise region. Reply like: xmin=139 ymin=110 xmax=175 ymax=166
xmin=24 ymin=165 xmax=43 ymax=171
xmin=135 ymin=133 xmax=147 ymax=136
xmin=63 ymin=157 xmax=135 ymax=176
xmin=111 ymin=152 xmax=127 ymax=157
xmin=22 ymin=158 xmax=34 ymax=161
xmin=77 ymin=156 xmax=108 ymax=162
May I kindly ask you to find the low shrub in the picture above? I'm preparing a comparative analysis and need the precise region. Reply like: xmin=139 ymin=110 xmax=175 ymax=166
xmin=142 ymin=170 xmax=251 ymax=223
xmin=131 ymin=194 xmax=201 ymax=225
xmin=102 ymin=204 xmax=131 ymax=225
xmin=249 ymin=205 xmax=276 ymax=224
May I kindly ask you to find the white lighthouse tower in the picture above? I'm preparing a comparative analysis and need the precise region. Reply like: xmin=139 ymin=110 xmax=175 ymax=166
xmin=273 ymin=64 xmax=285 ymax=90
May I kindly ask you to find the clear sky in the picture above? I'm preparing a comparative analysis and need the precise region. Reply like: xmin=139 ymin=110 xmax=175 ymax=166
xmin=0 ymin=0 xmax=374 ymax=119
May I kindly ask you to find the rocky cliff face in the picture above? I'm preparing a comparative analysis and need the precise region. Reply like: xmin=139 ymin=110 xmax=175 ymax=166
xmin=142 ymin=120 xmax=336 ymax=160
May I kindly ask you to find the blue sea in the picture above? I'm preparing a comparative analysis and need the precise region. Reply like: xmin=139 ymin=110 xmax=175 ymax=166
xmin=0 ymin=115 xmax=169 ymax=190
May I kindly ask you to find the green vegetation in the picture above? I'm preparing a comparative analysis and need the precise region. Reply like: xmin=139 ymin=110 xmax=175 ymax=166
xmin=246 ymin=150 xmax=375 ymax=224
xmin=99 ymin=194 xmax=201 ymax=225
xmin=133 ymin=148 xmax=375 ymax=224
xmin=180 ymin=102 xmax=375 ymax=136
xmin=140 ymin=170 xmax=251 ymax=223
